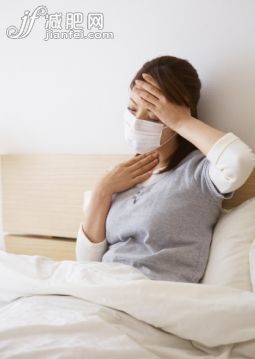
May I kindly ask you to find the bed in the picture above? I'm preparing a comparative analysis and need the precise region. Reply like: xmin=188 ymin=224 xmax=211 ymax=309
xmin=0 ymin=154 xmax=255 ymax=359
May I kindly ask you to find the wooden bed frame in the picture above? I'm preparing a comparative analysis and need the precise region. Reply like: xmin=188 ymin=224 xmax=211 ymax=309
xmin=1 ymin=155 xmax=255 ymax=261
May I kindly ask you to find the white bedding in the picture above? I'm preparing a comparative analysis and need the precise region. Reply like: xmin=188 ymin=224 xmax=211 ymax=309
xmin=0 ymin=249 xmax=255 ymax=359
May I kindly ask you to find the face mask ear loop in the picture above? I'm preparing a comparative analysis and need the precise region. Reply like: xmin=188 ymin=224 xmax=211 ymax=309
xmin=159 ymin=124 xmax=178 ymax=148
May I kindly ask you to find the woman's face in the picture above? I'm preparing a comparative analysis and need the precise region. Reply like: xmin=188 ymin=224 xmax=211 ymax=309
xmin=127 ymin=86 xmax=176 ymax=145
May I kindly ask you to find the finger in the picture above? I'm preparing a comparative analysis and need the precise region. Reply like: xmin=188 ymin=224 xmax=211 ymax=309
xmin=133 ymin=87 xmax=158 ymax=106
xmin=130 ymin=90 xmax=144 ymax=107
xmin=129 ymin=152 xmax=159 ymax=172
xmin=131 ymin=170 xmax=153 ymax=185
xmin=138 ymin=96 xmax=156 ymax=112
xmin=142 ymin=73 xmax=161 ymax=90
xmin=132 ymin=158 xmax=159 ymax=178
xmin=121 ymin=151 xmax=157 ymax=167
xmin=135 ymin=79 xmax=163 ymax=100
xmin=120 ymin=153 xmax=146 ymax=166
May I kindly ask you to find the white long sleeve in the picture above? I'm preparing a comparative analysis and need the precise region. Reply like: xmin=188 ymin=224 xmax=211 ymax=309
xmin=75 ymin=222 xmax=108 ymax=262
xmin=206 ymin=132 xmax=255 ymax=194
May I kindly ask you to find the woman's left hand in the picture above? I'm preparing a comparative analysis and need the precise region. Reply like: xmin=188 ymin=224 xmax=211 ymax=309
xmin=133 ymin=73 xmax=192 ymax=131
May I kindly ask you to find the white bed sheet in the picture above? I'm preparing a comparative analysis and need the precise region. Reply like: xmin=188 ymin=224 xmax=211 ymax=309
xmin=0 ymin=294 xmax=201 ymax=359
xmin=0 ymin=250 xmax=255 ymax=359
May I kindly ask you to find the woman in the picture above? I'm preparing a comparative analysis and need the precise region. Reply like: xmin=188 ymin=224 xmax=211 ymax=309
xmin=76 ymin=55 xmax=255 ymax=283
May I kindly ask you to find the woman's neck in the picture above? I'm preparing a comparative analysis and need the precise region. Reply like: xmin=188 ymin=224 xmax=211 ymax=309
xmin=153 ymin=137 xmax=179 ymax=171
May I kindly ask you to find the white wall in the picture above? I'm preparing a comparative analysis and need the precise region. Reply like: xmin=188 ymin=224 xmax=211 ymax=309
xmin=0 ymin=0 xmax=255 ymax=246
xmin=0 ymin=0 xmax=254 ymax=154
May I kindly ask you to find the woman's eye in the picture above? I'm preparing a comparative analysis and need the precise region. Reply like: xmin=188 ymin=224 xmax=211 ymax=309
xmin=127 ymin=107 xmax=160 ymax=123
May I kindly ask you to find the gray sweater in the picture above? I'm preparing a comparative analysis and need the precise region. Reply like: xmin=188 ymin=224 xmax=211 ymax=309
xmin=100 ymin=149 xmax=234 ymax=282
xmin=76 ymin=132 xmax=255 ymax=282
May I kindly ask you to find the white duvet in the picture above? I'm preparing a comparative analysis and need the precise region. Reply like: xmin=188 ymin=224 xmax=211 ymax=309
xmin=0 ymin=250 xmax=255 ymax=359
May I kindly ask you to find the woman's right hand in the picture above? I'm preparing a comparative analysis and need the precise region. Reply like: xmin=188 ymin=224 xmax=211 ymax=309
xmin=96 ymin=151 xmax=160 ymax=194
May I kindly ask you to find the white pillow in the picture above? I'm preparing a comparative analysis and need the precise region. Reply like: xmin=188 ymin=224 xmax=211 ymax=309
xmin=201 ymin=197 xmax=255 ymax=291
xmin=249 ymin=239 xmax=255 ymax=292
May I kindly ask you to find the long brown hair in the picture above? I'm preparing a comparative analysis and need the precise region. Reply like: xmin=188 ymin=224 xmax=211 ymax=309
xmin=130 ymin=55 xmax=202 ymax=174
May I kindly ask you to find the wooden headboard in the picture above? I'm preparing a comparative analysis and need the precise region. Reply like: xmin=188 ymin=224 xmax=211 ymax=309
xmin=1 ymin=155 xmax=255 ymax=261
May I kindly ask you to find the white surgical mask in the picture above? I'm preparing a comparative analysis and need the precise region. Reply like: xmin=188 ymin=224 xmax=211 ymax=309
xmin=123 ymin=108 xmax=177 ymax=154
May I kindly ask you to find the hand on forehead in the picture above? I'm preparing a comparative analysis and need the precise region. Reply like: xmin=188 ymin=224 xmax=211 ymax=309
xmin=130 ymin=85 xmax=144 ymax=106
xmin=130 ymin=73 xmax=162 ymax=105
